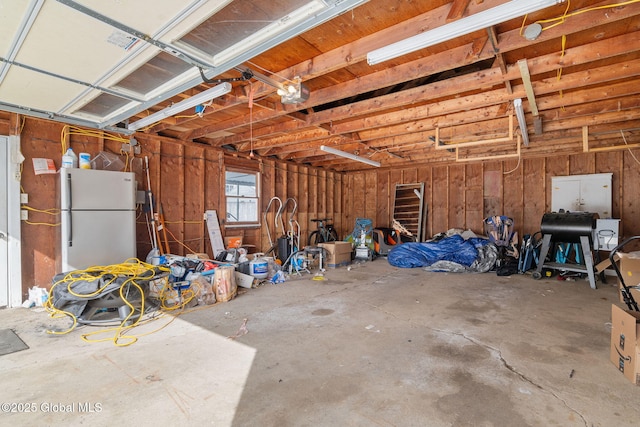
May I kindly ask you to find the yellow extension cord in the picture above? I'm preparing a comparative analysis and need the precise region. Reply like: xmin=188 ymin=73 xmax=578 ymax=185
xmin=44 ymin=259 xmax=212 ymax=347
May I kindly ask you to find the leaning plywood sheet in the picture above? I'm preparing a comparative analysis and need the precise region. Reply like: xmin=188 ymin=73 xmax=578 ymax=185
xmin=205 ymin=210 xmax=225 ymax=258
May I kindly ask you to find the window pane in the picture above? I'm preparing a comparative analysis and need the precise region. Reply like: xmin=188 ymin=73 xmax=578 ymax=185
xmin=225 ymin=171 xmax=257 ymax=197
xmin=226 ymin=197 xmax=258 ymax=222
xmin=225 ymin=170 xmax=259 ymax=223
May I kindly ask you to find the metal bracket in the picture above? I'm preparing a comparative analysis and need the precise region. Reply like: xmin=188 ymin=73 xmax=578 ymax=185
xmin=199 ymin=68 xmax=254 ymax=84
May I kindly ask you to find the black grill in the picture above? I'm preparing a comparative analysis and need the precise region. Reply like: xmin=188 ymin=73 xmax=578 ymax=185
xmin=540 ymin=212 xmax=598 ymax=243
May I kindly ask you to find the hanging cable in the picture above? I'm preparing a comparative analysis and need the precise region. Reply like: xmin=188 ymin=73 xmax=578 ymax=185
xmin=248 ymin=81 xmax=255 ymax=158
xmin=44 ymin=259 xmax=170 ymax=345
xmin=198 ymin=67 xmax=253 ymax=85
xmin=535 ymin=0 xmax=640 ymax=31
xmin=621 ymin=130 xmax=640 ymax=165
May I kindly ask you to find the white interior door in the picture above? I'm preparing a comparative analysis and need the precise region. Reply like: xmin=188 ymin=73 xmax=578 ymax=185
xmin=1 ymin=134 xmax=22 ymax=308
xmin=0 ymin=136 xmax=8 ymax=307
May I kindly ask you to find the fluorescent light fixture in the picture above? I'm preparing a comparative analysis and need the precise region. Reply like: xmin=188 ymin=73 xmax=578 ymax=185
xmin=320 ymin=145 xmax=381 ymax=167
xmin=128 ymin=82 xmax=232 ymax=131
xmin=367 ymin=0 xmax=565 ymax=65
xmin=514 ymin=98 xmax=529 ymax=146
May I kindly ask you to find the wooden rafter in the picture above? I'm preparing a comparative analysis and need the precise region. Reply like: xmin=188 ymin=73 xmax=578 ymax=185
xmin=446 ymin=0 xmax=472 ymax=22
xmin=435 ymin=115 xmax=514 ymax=150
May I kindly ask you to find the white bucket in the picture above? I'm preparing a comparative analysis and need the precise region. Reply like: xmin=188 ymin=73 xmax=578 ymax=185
xmin=249 ymin=257 xmax=269 ymax=279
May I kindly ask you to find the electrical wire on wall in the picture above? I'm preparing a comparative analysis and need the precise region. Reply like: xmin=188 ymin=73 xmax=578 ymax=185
xmin=162 ymin=226 xmax=198 ymax=254
xmin=502 ymin=151 xmax=522 ymax=175
xmin=61 ymin=124 xmax=144 ymax=173
xmin=20 ymin=178 xmax=60 ymax=225
xmin=60 ymin=125 xmax=129 ymax=154
xmin=121 ymin=147 xmax=130 ymax=172
xmin=621 ymin=130 xmax=640 ymax=165
xmin=502 ymin=99 xmax=522 ymax=175
xmin=21 ymin=205 xmax=60 ymax=226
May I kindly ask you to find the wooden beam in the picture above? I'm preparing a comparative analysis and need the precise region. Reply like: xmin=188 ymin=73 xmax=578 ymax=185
xmin=446 ymin=0 xmax=472 ymax=22
xmin=486 ymin=26 xmax=513 ymax=94
xmin=9 ymin=113 xmax=21 ymax=136
xmin=175 ymin=11 xmax=640 ymax=148
xmin=236 ymin=27 xmax=640 ymax=147
xmin=302 ymin=0 xmax=640 ymax=113
xmin=435 ymin=115 xmax=514 ymax=149
xmin=286 ymin=0 xmax=501 ymax=80
xmin=158 ymin=0 xmax=639 ymax=143
xmin=252 ymin=90 xmax=639 ymax=159
xmin=351 ymin=95 xmax=640 ymax=154
xmin=517 ymin=59 xmax=539 ymax=116
xmin=328 ymin=56 xmax=640 ymax=136
xmin=455 ymin=135 xmax=521 ymax=162
xmin=582 ymin=125 xmax=589 ymax=152
xmin=582 ymin=124 xmax=640 ymax=153
xmin=159 ymin=1 xmax=503 ymax=140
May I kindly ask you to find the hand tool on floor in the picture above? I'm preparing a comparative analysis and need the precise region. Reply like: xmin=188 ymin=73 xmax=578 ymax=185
xmin=145 ymin=156 xmax=160 ymax=260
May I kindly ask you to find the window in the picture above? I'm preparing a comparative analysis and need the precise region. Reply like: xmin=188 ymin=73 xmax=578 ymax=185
xmin=225 ymin=169 xmax=260 ymax=225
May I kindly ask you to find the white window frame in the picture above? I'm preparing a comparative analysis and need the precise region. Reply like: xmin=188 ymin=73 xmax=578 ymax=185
xmin=224 ymin=168 xmax=260 ymax=228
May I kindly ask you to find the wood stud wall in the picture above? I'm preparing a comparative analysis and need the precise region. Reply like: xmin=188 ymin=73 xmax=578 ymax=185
xmin=3 ymin=114 xmax=640 ymax=298
xmin=343 ymin=153 xmax=640 ymax=241
xmin=5 ymin=116 xmax=346 ymax=295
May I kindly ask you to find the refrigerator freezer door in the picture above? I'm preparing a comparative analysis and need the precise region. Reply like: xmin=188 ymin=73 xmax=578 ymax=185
xmin=60 ymin=168 xmax=136 ymax=211
xmin=60 ymin=210 xmax=136 ymax=272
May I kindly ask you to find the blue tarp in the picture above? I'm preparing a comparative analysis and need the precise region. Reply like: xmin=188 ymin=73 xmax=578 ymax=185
xmin=387 ymin=234 xmax=490 ymax=269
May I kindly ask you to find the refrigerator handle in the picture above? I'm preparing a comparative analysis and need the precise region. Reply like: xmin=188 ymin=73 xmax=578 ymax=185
xmin=66 ymin=172 xmax=73 ymax=247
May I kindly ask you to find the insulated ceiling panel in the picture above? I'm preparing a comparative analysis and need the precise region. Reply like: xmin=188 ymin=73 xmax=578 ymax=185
xmin=72 ymin=92 xmax=133 ymax=118
xmin=0 ymin=1 xmax=32 ymax=56
xmin=112 ymin=52 xmax=193 ymax=95
xmin=0 ymin=66 xmax=82 ymax=112
xmin=14 ymin=1 xmax=137 ymax=82
xmin=179 ymin=0 xmax=312 ymax=62
xmin=72 ymin=0 xmax=221 ymax=35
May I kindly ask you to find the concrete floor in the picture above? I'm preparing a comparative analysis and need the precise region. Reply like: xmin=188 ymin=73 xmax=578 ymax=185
xmin=1 ymin=259 xmax=639 ymax=426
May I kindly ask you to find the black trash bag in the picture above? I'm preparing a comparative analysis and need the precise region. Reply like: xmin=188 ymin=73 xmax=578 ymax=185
xmin=496 ymin=257 xmax=519 ymax=276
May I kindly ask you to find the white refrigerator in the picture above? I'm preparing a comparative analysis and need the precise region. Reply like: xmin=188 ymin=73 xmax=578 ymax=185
xmin=58 ymin=168 xmax=137 ymax=273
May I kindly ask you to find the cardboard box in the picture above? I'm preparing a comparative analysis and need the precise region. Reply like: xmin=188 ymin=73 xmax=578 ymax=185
xmin=596 ymin=252 xmax=640 ymax=304
xmin=610 ymin=304 xmax=640 ymax=384
xmin=235 ymin=271 xmax=255 ymax=289
xmin=225 ymin=235 xmax=243 ymax=249
xmin=318 ymin=241 xmax=353 ymax=268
